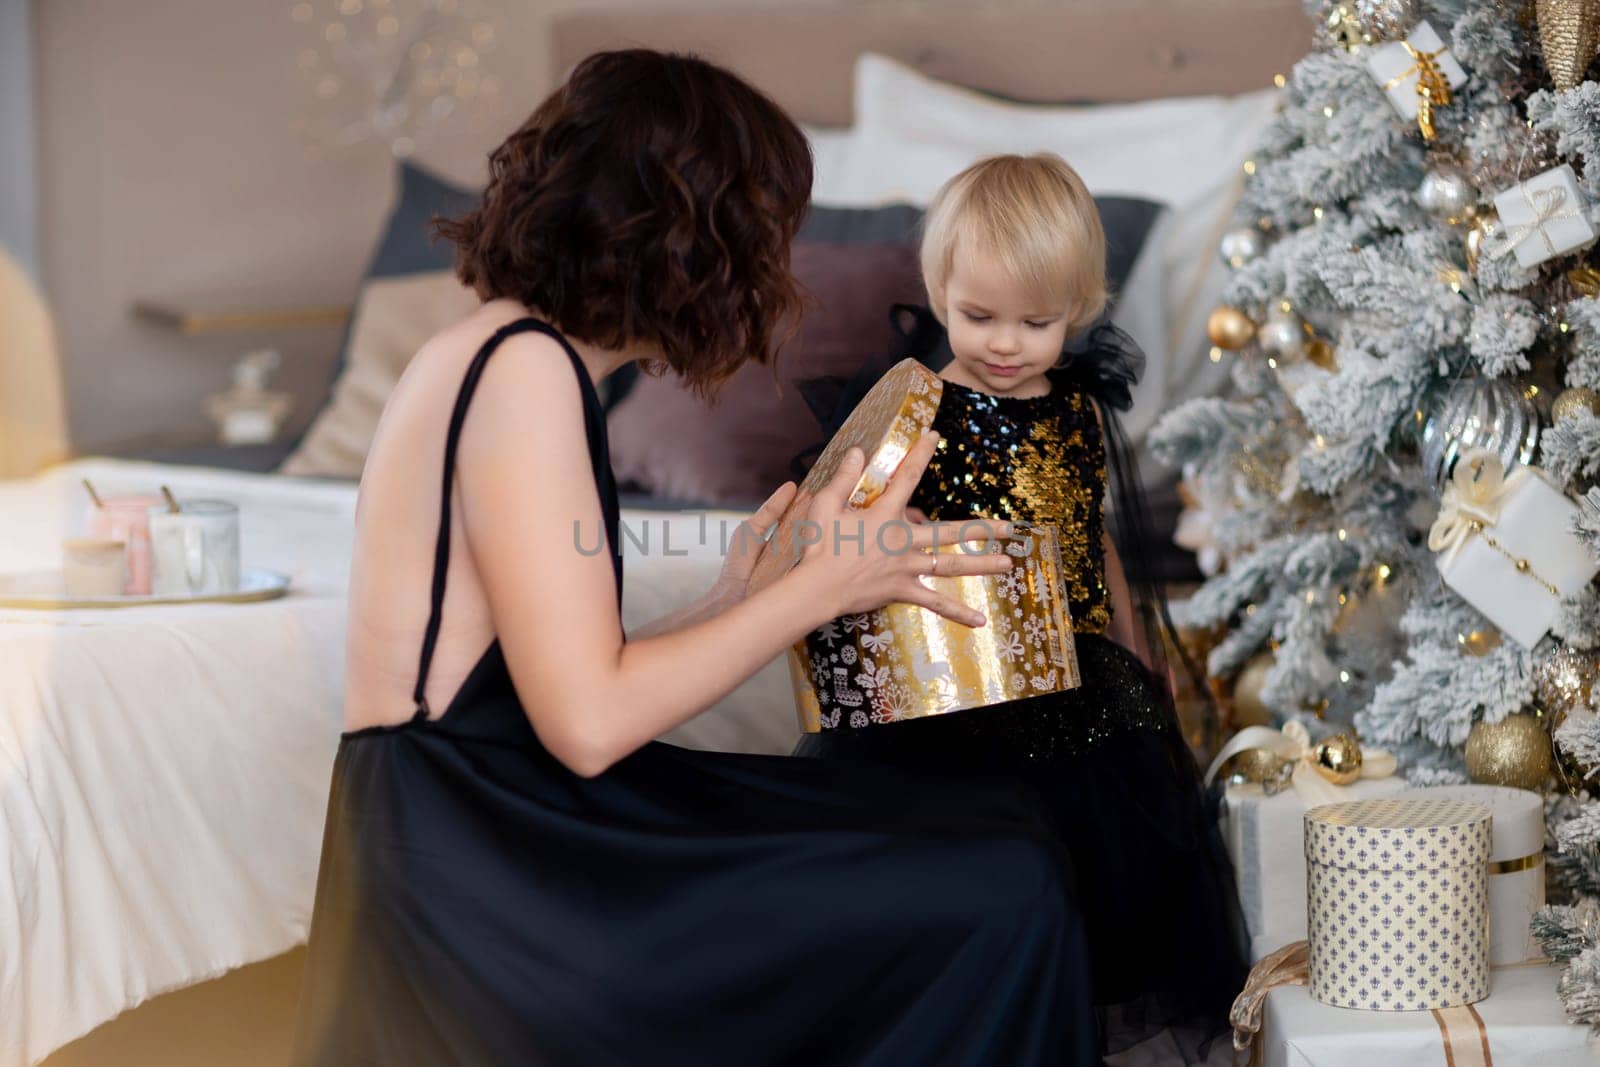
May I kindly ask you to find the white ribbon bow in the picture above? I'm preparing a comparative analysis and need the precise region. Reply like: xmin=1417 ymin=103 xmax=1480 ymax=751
xmin=1427 ymin=447 xmax=1531 ymax=567
xmin=1204 ymin=720 xmax=1396 ymax=807
xmin=1486 ymin=181 xmax=1581 ymax=262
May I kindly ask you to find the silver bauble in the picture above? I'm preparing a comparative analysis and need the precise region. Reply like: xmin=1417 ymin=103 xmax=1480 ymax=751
xmin=1256 ymin=307 xmax=1305 ymax=362
xmin=1218 ymin=226 xmax=1269 ymax=269
xmin=1421 ymin=376 xmax=1541 ymax=493
xmin=1353 ymin=0 xmax=1420 ymax=42
xmin=1417 ymin=166 xmax=1477 ymax=225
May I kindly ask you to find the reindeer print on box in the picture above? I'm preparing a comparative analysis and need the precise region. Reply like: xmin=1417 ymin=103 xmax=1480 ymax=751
xmin=790 ymin=522 xmax=1079 ymax=733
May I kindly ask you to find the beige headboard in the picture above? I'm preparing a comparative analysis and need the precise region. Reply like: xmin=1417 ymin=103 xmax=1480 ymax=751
xmin=552 ymin=2 xmax=1312 ymax=125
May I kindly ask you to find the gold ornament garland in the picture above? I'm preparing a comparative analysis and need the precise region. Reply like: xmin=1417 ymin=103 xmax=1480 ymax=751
xmin=1468 ymin=519 xmax=1563 ymax=597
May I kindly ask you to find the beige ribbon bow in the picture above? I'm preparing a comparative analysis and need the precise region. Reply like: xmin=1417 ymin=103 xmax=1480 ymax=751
xmin=1204 ymin=720 xmax=1396 ymax=807
xmin=1486 ymin=181 xmax=1581 ymax=263
xmin=1230 ymin=940 xmax=1309 ymax=1061
xmin=1427 ymin=447 xmax=1530 ymax=567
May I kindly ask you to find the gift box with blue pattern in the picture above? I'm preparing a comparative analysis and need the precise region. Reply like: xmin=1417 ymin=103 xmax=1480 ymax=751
xmin=1304 ymin=796 xmax=1492 ymax=1011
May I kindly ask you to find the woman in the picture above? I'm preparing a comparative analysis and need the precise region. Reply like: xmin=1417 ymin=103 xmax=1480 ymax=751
xmin=291 ymin=50 xmax=1095 ymax=1065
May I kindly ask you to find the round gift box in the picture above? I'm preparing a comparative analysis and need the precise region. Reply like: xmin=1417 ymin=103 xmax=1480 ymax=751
xmin=1304 ymin=796 xmax=1491 ymax=1011
xmin=1396 ymin=784 xmax=1545 ymax=966
xmin=786 ymin=522 xmax=1079 ymax=731
xmin=745 ymin=358 xmax=1081 ymax=731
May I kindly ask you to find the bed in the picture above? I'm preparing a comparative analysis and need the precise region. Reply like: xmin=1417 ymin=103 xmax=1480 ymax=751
xmin=3 ymin=5 xmax=1311 ymax=1063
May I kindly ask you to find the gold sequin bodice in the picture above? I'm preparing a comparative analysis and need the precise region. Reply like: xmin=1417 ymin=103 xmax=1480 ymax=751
xmin=911 ymin=376 xmax=1112 ymax=635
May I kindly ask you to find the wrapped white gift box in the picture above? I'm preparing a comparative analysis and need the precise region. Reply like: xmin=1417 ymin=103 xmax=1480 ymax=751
xmin=1397 ymin=785 xmax=1545 ymax=967
xmin=1431 ymin=453 xmax=1599 ymax=649
xmin=1489 ymin=164 xmax=1598 ymax=269
xmin=1223 ymin=777 xmax=1407 ymax=959
xmin=1262 ymin=963 xmax=1599 ymax=1067
xmin=1364 ymin=21 xmax=1467 ymax=123
xmin=1305 ymin=796 xmax=1491 ymax=1011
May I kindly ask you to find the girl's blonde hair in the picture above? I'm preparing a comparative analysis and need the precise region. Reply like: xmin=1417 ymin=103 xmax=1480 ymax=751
xmin=919 ymin=153 xmax=1107 ymax=334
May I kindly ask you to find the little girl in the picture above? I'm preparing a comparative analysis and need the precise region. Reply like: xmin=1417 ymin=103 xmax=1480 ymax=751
xmin=795 ymin=154 xmax=1249 ymax=1062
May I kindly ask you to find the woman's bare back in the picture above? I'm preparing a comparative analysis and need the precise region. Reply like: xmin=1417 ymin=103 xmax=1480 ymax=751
xmin=342 ymin=299 xmax=538 ymax=732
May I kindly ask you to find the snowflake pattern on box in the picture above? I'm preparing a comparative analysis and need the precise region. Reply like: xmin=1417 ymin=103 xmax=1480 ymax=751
xmin=791 ymin=522 xmax=1080 ymax=732
xmin=1304 ymin=796 xmax=1492 ymax=1011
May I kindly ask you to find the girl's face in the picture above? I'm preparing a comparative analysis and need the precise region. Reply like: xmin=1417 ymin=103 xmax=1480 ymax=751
xmin=940 ymin=246 xmax=1073 ymax=399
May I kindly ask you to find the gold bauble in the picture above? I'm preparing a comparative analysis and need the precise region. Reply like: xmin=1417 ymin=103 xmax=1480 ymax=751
xmin=1534 ymin=643 xmax=1600 ymax=715
xmin=1207 ymin=306 xmax=1257 ymax=351
xmin=1465 ymin=712 xmax=1554 ymax=790
xmin=1465 ymin=211 xmax=1497 ymax=273
xmin=1312 ymin=732 xmax=1364 ymax=785
xmin=1552 ymin=387 xmax=1600 ymax=423
xmin=1231 ymin=653 xmax=1276 ymax=728
xmin=1568 ymin=265 xmax=1600 ymax=297
xmin=1459 ymin=629 xmax=1501 ymax=657
xmin=1548 ymin=703 xmax=1600 ymax=798
xmin=1537 ymin=0 xmax=1600 ymax=92
xmin=1304 ymin=338 xmax=1339 ymax=372
xmin=1221 ymin=747 xmax=1296 ymax=791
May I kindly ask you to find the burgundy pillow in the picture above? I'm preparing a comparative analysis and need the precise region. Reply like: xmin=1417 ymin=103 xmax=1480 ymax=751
xmin=606 ymin=242 xmax=925 ymax=507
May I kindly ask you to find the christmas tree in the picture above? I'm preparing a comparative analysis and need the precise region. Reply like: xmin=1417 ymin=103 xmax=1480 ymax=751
xmin=1150 ymin=0 xmax=1600 ymax=1023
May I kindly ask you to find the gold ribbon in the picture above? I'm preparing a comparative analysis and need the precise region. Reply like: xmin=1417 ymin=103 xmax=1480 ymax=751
xmin=1428 ymin=448 xmax=1530 ymax=567
xmin=1236 ymin=940 xmax=1497 ymax=1065
xmin=1382 ymin=40 xmax=1453 ymax=140
xmin=1204 ymin=721 xmax=1396 ymax=806
xmin=1432 ymin=1003 xmax=1493 ymax=1067
xmin=1486 ymin=180 xmax=1582 ymax=263
xmin=1230 ymin=940 xmax=1308 ymax=1061
xmin=1488 ymin=851 xmax=1544 ymax=875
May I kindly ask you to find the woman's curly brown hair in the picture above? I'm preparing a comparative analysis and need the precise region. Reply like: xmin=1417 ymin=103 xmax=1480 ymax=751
xmin=433 ymin=49 xmax=813 ymax=400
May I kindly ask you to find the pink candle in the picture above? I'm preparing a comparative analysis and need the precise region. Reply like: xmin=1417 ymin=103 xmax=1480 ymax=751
xmin=87 ymin=494 xmax=163 ymax=595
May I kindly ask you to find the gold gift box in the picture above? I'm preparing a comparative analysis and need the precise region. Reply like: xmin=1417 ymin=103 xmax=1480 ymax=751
xmin=748 ymin=359 xmax=1081 ymax=732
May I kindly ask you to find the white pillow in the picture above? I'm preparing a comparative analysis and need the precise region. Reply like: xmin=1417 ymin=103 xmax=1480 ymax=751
xmin=849 ymin=53 xmax=1276 ymax=209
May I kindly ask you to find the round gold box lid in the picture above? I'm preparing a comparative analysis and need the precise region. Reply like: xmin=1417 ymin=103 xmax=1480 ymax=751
xmin=747 ymin=358 xmax=942 ymax=594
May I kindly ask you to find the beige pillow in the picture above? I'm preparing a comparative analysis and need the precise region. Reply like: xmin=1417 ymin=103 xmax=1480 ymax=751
xmin=281 ymin=271 xmax=481 ymax=477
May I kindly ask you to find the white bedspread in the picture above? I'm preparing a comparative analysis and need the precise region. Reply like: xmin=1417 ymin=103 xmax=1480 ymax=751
xmin=0 ymin=458 xmax=792 ymax=1067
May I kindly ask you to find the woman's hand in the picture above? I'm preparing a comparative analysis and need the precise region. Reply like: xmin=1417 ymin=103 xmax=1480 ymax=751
xmin=795 ymin=431 xmax=1013 ymax=627
xmin=707 ymin=481 xmax=799 ymax=609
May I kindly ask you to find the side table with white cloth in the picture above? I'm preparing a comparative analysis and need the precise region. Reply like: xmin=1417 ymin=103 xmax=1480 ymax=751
xmin=0 ymin=458 xmax=792 ymax=1067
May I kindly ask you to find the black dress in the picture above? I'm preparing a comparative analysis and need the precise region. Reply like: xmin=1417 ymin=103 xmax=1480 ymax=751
xmin=290 ymin=318 xmax=1098 ymax=1066
xmin=795 ymin=369 xmax=1250 ymax=1062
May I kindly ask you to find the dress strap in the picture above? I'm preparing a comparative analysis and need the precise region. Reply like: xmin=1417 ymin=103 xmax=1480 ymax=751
xmin=411 ymin=316 xmax=595 ymax=720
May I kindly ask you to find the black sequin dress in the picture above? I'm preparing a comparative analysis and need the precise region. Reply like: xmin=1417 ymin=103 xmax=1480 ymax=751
xmin=795 ymin=363 xmax=1249 ymax=1062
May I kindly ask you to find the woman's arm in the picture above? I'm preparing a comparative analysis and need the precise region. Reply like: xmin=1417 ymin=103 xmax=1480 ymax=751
xmin=625 ymin=589 xmax=732 ymax=642
xmin=458 ymin=336 xmax=1011 ymax=777
xmin=626 ymin=484 xmax=798 ymax=641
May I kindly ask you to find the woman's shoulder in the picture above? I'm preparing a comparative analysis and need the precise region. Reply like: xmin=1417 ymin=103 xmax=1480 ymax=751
xmin=406 ymin=301 xmax=566 ymax=386
xmin=369 ymin=303 xmax=585 ymax=473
